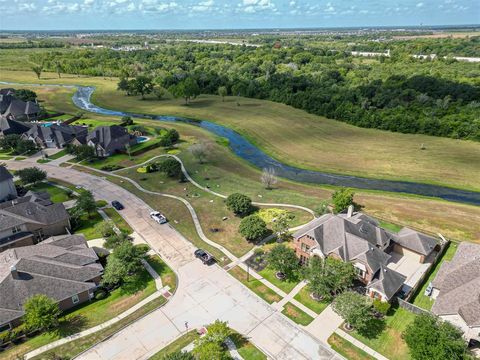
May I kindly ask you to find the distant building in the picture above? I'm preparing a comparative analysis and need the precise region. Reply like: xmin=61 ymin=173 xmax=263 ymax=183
xmin=22 ymin=123 xmax=88 ymax=149
xmin=0 ymin=192 xmax=70 ymax=252
xmin=87 ymin=125 xmax=136 ymax=157
xmin=431 ymin=242 xmax=480 ymax=342
xmin=0 ymin=166 xmax=17 ymax=202
xmin=293 ymin=208 xmax=439 ymax=302
xmin=0 ymin=234 xmax=103 ymax=331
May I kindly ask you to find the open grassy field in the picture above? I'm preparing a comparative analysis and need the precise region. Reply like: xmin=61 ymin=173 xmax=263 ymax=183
xmin=1 ymin=70 xmax=479 ymax=192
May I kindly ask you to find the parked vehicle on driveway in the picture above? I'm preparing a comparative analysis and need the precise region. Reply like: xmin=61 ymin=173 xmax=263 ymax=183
xmin=150 ymin=211 xmax=167 ymax=224
xmin=194 ymin=249 xmax=214 ymax=264
xmin=111 ymin=201 xmax=124 ymax=210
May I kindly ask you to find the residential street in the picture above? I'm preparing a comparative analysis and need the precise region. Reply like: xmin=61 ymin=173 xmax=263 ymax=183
xmin=6 ymin=160 xmax=339 ymax=360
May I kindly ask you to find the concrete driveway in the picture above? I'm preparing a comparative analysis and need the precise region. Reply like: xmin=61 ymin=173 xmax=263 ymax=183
xmin=6 ymin=160 xmax=339 ymax=360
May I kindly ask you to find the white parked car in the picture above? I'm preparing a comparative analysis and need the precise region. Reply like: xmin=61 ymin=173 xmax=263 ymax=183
xmin=150 ymin=211 xmax=167 ymax=224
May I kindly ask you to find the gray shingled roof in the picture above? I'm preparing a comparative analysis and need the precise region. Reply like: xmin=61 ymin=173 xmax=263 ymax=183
xmin=25 ymin=124 xmax=88 ymax=148
xmin=368 ymin=265 xmax=406 ymax=300
xmin=87 ymin=125 xmax=132 ymax=153
xmin=431 ymin=243 xmax=480 ymax=326
xmin=3 ymin=99 xmax=40 ymax=118
xmin=394 ymin=228 xmax=438 ymax=256
xmin=0 ymin=235 xmax=102 ymax=326
xmin=0 ymin=166 xmax=13 ymax=182
xmin=0 ymin=117 xmax=31 ymax=136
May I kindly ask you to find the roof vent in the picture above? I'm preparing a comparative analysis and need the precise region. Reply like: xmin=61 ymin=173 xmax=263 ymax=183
xmin=359 ymin=223 xmax=368 ymax=234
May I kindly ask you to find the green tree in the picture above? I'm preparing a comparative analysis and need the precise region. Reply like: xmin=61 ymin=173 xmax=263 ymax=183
xmin=153 ymin=85 xmax=168 ymax=100
xmin=332 ymin=188 xmax=355 ymax=213
xmin=218 ymin=86 xmax=227 ymax=102
xmin=267 ymin=244 xmax=299 ymax=279
xmin=189 ymin=142 xmax=210 ymax=163
xmin=303 ymin=257 xmax=355 ymax=301
xmin=102 ymin=242 xmax=147 ymax=287
xmin=170 ymin=77 xmax=200 ymax=104
xmin=17 ymin=167 xmax=46 ymax=185
xmin=226 ymin=193 xmax=252 ymax=216
xmin=272 ymin=212 xmax=293 ymax=242
xmin=0 ymin=134 xmax=21 ymax=150
xmin=121 ymin=116 xmax=134 ymax=126
xmin=55 ymin=60 xmax=63 ymax=78
xmin=332 ymin=291 xmax=373 ymax=332
xmin=74 ymin=190 xmax=97 ymax=217
xmin=31 ymin=64 xmax=43 ymax=79
xmin=239 ymin=215 xmax=268 ymax=241
xmin=158 ymin=158 xmax=182 ymax=178
xmin=15 ymin=89 xmax=37 ymax=102
xmin=131 ymin=75 xmax=154 ymax=99
xmin=203 ymin=320 xmax=231 ymax=344
xmin=94 ymin=220 xmax=115 ymax=238
xmin=15 ymin=139 xmax=37 ymax=155
xmin=403 ymin=314 xmax=468 ymax=360
xmin=104 ymin=232 xmax=130 ymax=250
xmin=23 ymin=294 xmax=61 ymax=331
xmin=192 ymin=341 xmax=227 ymax=360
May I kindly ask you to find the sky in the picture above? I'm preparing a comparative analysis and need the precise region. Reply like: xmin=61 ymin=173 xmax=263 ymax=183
xmin=0 ymin=0 xmax=478 ymax=30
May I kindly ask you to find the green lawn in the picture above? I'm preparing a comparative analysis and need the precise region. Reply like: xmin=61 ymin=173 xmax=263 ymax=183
xmin=149 ymin=330 xmax=199 ymax=360
xmin=73 ymin=211 xmax=104 ymax=240
xmin=27 ymin=181 xmax=74 ymax=203
xmin=229 ymin=266 xmax=282 ymax=304
xmin=351 ymin=307 xmax=416 ymax=360
xmin=30 ymin=296 xmax=167 ymax=360
xmin=3 ymin=268 xmax=157 ymax=360
xmin=103 ymin=207 xmax=134 ymax=234
xmin=230 ymin=332 xmax=267 ymax=360
xmin=147 ymin=255 xmax=178 ymax=292
xmin=258 ymin=267 xmax=300 ymax=294
xmin=293 ymin=287 xmax=330 ymax=314
xmin=281 ymin=302 xmax=315 ymax=326
xmin=378 ymin=220 xmax=403 ymax=233
xmin=49 ymin=149 xmax=68 ymax=159
xmin=328 ymin=333 xmax=376 ymax=360
xmin=411 ymin=243 xmax=458 ymax=310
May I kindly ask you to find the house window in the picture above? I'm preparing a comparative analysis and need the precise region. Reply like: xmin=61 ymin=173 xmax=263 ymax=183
xmin=299 ymin=255 xmax=309 ymax=266
xmin=72 ymin=294 xmax=80 ymax=304
xmin=301 ymin=243 xmax=310 ymax=252
xmin=354 ymin=266 xmax=365 ymax=278
xmin=11 ymin=226 xmax=21 ymax=234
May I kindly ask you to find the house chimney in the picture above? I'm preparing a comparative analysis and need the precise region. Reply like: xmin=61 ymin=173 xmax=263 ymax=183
xmin=10 ymin=265 xmax=19 ymax=280
xmin=347 ymin=205 xmax=354 ymax=218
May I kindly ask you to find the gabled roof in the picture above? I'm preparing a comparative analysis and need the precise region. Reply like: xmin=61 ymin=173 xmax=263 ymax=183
xmin=0 ymin=234 xmax=101 ymax=326
xmin=394 ymin=228 xmax=438 ymax=256
xmin=86 ymin=125 xmax=131 ymax=152
xmin=431 ymin=243 xmax=480 ymax=327
xmin=0 ymin=117 xmax=32 ymax=135
xmin=368 ymin=265 xmax=406 ymax=300
xmin=3 ymin=99 xmax=40 ymax=118
xmin=25 ymin=124 xmax=87 ymax=147
xmin=0 ymin=166 xmax=13 ymax=182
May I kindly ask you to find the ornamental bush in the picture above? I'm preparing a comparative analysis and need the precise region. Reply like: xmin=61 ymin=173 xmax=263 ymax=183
xmin=239 ymin=215 xmax=268 ymax=241
xmin=226 ymin=193 xmax=252 ymax=216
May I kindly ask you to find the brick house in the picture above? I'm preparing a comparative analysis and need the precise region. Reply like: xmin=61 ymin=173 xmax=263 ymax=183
xmin=293 ymin=209 xmax=438 ymax=302
xmin=0 ymin=234 xmax=103 ymax=331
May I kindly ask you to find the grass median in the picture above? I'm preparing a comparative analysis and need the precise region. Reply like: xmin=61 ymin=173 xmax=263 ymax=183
xmin=228 ymin=266 xmax=282 ymax=304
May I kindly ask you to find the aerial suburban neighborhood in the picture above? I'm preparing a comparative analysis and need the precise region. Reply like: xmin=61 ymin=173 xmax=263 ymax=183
xmin=0 ymin=3 xmax=479 ymax=360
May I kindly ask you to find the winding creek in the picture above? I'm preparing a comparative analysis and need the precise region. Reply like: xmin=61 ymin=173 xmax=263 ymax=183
xmin=3 ymin=82 xmax=480 ymax=206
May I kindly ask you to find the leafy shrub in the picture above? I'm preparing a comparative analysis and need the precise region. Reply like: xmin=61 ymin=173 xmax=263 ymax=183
xmin=94 ymin=289 xmax=108 ymax=300
xmin=100 ymin=164 xmax=124 ymax=171
xmin=158 ymin=158 xmax=182 ymax=178
xmin=373 ymin=299 xmax=391 ymax=316
xmin=226 ymin=193 xmax=252 ymax=216
xmin=239 ymin=215 xmax=268 ymax=240
xmin=137 ymin=167 xmax=147 ymax=173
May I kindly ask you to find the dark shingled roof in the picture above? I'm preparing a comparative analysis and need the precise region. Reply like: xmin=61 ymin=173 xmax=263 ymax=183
xmin=431 ymin=243 xmax=480 ymax=327
xmin=3 ymin=99 xmax=40 ymax=118
xmin=394 ymin=228 xmax=438 ymax=256
xmin=0 ymin=235 xmax=102 ymax=326
xmin=0 ymin=166 xmax=13 ymax=182
xmin=24 ymin=124 xmax=88 ymax=148
xmin=368 ymin=265 xmax=406 ymax=300
xmin=87 ymin=125 xmax=133 ymax=153
xmin=0 ymin=117 xmax=32 ymax=136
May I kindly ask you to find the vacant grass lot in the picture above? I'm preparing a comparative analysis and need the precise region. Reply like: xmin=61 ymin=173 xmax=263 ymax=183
xmin=281 ymin=302 xmax=315 ymax=326
xmin=411 ymin=242 xmax=458 ymax=310
xmin=1 ymin=70 xmax=479 ymax=191
xmin=229 ymin=266 xmax=282 ymax=304
xmin=351 ymin=307 xmax=415 ymax=360
xmin=328 ymin=333 xmax=376 ymax=360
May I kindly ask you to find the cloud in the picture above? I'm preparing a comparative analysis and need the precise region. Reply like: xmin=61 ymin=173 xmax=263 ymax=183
xmin=239 ymin=0 xmax=276 ymax=13
xmin=192 ymin=0 xmax=215 ymax=12
xmin=416 ymin=2 xmax=424 ymax=7
xmin=139 ymin=0 xmax=179 ymax=13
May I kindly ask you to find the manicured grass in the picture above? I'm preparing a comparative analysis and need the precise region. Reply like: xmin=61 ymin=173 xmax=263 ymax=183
xmin=229 ymin=266 xmax=282 ymax=304
xmin=3 ymin=268 xmax=157 ymax=360
xmin=293 ymin=287 xmax=329 ymax=314
xmin=149 ymin=330 xmax=199 ymax=360
xmin=29 ymin=295 xmax=167 ymax=360
xmin=258 ymin=267 xmax=300 ymax=294
xmin=281 ymin=302 xmax=314 ymax=326
xmin=96 ymin=199 xmax=108 ymax=208
xmin=27 ymin=181 xmax=74 ymax=203
xmin=36 ymin=158 xmax=51 ymax=164
xmin=73 ymin=211 xmax=104 ymax=240
xmin=2 ymin=71 xmax=479 ymax=191
xmin=103 ymin=207 xmax=134 ymax=234
xmin=328 ymin=333 xmax=376 ymax=360
xmin=48 ymin=149 xmax=68 ymax=159
xmin=147 ymin=255 xmax=178 ymax=292
xmin=411 ymin=242 xmax=458 ymax=310
xmin=230 ymin=332 xmax=267 ymax=360
xmin=351 ymin=307 xmax=415 ymax=360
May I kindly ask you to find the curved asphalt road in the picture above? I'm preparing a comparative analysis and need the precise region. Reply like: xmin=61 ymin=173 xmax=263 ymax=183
xmin=6 ymin=160 xmax=339 ymax=360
